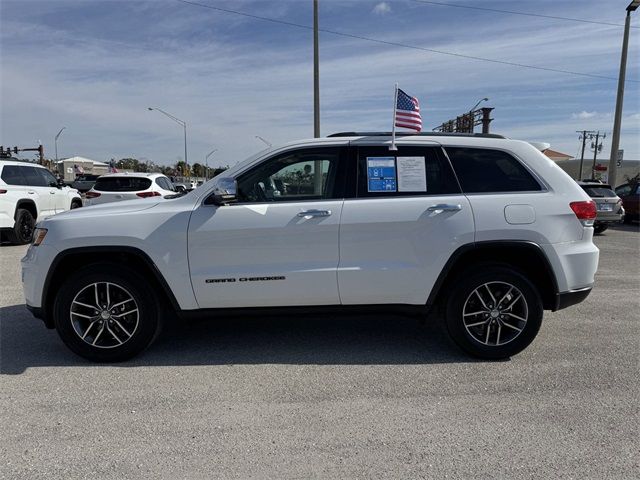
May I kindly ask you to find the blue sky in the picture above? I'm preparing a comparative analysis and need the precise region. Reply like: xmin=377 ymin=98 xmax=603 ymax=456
xmin=1 ymin=0 xmax=639 ymax=167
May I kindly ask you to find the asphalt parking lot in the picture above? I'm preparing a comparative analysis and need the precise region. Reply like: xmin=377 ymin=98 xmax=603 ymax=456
xmin=1 ymin=225 xmax=638 ymax=479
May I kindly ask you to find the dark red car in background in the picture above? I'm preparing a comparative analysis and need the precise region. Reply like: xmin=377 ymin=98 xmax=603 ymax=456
xmin=615 ymin=182 xmax=640 ymax=223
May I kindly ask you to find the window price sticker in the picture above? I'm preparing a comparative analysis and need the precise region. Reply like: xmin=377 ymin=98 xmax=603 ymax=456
xmin=367 ymin=157 xmax=397 ymax=192
xmin=397 ymin=156 xmax=427 ymax=192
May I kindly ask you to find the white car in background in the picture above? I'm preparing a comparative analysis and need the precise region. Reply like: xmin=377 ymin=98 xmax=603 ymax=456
xmin=0 ymin=158 xmax=82 ymax=244
xmin=84 ymin=173 xmax=176 ymax=205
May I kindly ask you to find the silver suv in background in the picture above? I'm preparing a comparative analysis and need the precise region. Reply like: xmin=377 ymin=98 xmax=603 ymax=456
xmin=578 ymin=181 xmax=624 ymax=234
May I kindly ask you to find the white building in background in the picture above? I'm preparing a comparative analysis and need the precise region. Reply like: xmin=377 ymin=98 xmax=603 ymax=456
xmin=529 ymin=143 xmax=639 ymax=186
xmin=55 ymin=156 xmax=109 ymax=182
xmin=552 ymin=157 xmax=640 ymax=185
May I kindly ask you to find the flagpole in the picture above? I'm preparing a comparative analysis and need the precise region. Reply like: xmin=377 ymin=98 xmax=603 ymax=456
xmin=390 ymin=83 xmax=398 ymax=151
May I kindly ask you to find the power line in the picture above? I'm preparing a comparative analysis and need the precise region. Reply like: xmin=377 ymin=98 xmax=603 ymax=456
xmin=176 ymin=0 xmax=639 ymax=84
xmin=411 ymin=0 xmax=639 ymax=29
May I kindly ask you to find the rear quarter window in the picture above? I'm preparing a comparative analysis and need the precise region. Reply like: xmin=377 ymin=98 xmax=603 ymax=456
xmin=1 ymin=165 xmax=27 ymax=185
xmin=445 ymin=147 xmax=542 ymax=193
xmin=94 ymin=177 xmax=152 ymax=192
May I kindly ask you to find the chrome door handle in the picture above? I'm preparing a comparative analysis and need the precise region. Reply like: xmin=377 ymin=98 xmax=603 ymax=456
xmin=427 ymin=204 xmax=462 ymax=212
xmin=27 ymin=191 xmax=35 ymax=194
xmin=50 ymin=191 xmax=56 ymax=194
xmin=297 ymin=209 xmax=332 ymax=217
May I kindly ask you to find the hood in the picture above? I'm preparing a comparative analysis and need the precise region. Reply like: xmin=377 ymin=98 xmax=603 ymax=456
xmin=47 ymin=199 xmax=161 ymax=222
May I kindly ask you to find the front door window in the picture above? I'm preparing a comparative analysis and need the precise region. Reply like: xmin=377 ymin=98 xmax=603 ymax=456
xmin=236 ymin=148 xmax=341 ymax=203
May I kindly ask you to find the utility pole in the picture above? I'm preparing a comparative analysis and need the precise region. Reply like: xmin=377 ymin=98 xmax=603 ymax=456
xmin=590 ymin=131 xmax=606 ymax=180
xmin=313 ymin=0 xmax=320 ymax=138
xmin=608 ymin=1 xmax=638 ymax=188
xmin=576 ymin=130 xmax=596 ymax=180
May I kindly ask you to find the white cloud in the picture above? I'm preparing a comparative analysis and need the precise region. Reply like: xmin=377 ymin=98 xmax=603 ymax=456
xmin=572 ymin=111 xmax=598 ymax=119
xmin=372 ymin=2 xmax=391 ymax=15
xmin=1 ymin=0 xmax=638 ymax=164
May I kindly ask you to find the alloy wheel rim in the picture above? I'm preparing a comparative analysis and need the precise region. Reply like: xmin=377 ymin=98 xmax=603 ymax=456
xmin=70 ymin=282 xmax=139 ymax=349
xmin=462 ymin=281 xmax=528 ymax=347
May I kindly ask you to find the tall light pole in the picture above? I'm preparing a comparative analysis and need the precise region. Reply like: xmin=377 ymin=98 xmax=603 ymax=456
xmin=608 ymin=0 xmax=638 ymax=188
xmin=255 ymin=135 xmax=272 ymax=147
xmin=55 ymin=127 xmax=66 ymax=163
xmin=205 ymin=148 xmax=217 ymax=181
xmin=148 ymin=107 xmax=189 ymax=179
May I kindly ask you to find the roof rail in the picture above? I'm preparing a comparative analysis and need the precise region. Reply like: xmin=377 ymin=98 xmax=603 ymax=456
xmin=0 ymin=156 xmax=37 ymax=163
xmin=327 ymin=131 xmax=507 ymax=139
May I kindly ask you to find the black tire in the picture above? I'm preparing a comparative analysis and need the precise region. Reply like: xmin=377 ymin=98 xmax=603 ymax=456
xmin=8 ymin=208 xmax=35 ymax=245
xmin=593 ymin=224 xmax=608 ymax=234
xmin=53 ymin=263 xmax=161 ymax=362
xmin=70 ymin=200 xmax=82 ymax=209
xmin=445 ymin=265 xmax=543 ymax=360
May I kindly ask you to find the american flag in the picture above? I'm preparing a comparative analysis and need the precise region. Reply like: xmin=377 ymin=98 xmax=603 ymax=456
xmin=395 ymin=88 xmax=422 ymax=131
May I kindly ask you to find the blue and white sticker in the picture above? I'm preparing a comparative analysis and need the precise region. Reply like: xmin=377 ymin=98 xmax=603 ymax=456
xmin=367 ymin=157 xmax=396 ymax=192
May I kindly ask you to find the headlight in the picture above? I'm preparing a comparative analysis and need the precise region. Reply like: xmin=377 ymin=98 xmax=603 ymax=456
xmin=32 ymin=228 xmax=48 ymax=246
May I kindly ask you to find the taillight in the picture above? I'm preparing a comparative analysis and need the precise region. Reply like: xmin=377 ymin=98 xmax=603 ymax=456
xmin=570 ymin=200 xmax=597 ymax=226
xmin=136 ymin=191 xmax=161 ymax=198
xmin=85 ymin=191 xmax=101 ymax=198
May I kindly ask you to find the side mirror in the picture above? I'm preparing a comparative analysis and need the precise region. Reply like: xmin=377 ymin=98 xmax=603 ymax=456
xmin=205 ymin=178 xmax=237 ymax=206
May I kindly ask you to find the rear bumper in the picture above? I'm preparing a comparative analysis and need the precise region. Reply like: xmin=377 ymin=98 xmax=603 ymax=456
xmin=553 ymin=286 xmax=592 ymax=311
xmin=594 ymin=215 xmax=624 ymax=224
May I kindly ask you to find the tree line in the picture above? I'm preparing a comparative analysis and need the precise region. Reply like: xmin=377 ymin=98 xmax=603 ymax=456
xmin=113 ymin=158 xmax=228 ymax=178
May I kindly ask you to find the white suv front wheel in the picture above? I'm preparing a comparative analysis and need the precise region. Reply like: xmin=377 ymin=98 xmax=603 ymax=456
xmin=53 ymin=264 xmax=161 ymax=362
xmin=445 ymin=266 xmax=543 ymax=359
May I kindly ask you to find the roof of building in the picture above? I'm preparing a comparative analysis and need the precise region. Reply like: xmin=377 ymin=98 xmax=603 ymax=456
xmin=542 ymin=148 xmax=573 ymax=160
xmin=56 ymin=156 xmax=108 ymax=166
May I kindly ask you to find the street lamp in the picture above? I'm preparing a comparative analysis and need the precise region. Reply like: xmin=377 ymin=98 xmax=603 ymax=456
xmin=608 ymin=0 xmax=638 ymax=188
xmin=469 ymin=97 xmax=489 ymax=112
xmin=148 ymin=107 xmax=188 ymax=179
xmin=55 ymin=127 xmax=66 ymax=163
xmin=466 ymin=98 xmax=489 ymax=133
xmin=205 ymin=148 xmax=217 ymax=181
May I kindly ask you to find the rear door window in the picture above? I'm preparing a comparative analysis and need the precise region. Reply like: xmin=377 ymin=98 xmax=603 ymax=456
xmin=354 ymin=146 xmax=460 ymax=198
xmin=445 ymin=147 xmax=542 ymax=193
xmin=94 ymin=177 xmax=152 ymax=192
xmin=22 ymin=167 xmax=48 ymax=187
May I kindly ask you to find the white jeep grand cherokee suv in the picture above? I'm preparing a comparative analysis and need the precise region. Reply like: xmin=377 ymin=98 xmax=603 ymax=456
xmin=22 ymin=133 xmax=599 ymax=362
xmin=1 ymin=159 xmax=82 ymax=244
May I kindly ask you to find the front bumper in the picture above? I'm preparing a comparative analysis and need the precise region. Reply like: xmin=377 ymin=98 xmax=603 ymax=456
xmin=26 ymin=304 xmax=44 ymax=320
xmin=21 ymin=243 xmax=59 ymax=321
